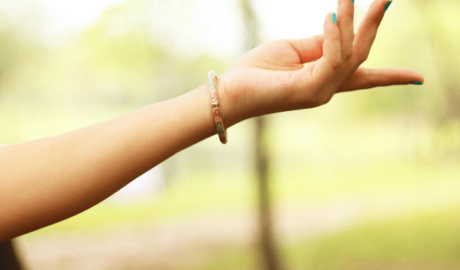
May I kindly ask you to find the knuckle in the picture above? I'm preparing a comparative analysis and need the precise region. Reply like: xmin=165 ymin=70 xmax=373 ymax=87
xmin=362 ymin=52 xmax=370 ymax=62
xmin=331 ymin=35 xmax=341 ymax=42
xmin=330 ymin=58 xmax=342 ymax=69
xmin=342 ymin=50 xmax=353 ymax=61
xmin=356 ymin=50 xmax=369 ymax=63
xmin=319 ymin=94 xmax=333 ymax=106
xmin=313 ymin=92 xmax=333 ymax=106
xmin=370 ymin=16 xmax=380 ymax=27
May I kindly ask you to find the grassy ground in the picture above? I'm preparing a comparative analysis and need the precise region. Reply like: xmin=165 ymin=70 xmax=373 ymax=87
xmin=167 ymin=206 xmax=460 ymax=270
xmin=285 ymin=206 xmax=460 ymax=270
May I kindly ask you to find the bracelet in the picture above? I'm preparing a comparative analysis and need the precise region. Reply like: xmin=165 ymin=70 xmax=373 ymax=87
xmin=208 ymin=71 xmax=228 ymax=144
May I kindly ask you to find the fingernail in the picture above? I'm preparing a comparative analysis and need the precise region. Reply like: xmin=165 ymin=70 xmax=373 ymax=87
xmin=351 ymin=0 xmax=355 ymax=3
xmin=384 ymin=1 xmax=392 ymax=12
xmin=332 ymin=13 xmax=337 ymax=24
xmin=412 ymin=81 xmax=423 ymax=85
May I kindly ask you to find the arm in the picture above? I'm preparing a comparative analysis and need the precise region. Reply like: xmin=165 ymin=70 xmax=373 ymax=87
xmin=0 ymin=84 xmax=228 ymax=241
xmin=0 ymin=0 xmax=423 ymax=242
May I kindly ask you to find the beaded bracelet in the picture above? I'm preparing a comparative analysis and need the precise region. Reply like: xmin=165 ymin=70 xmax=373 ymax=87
xmin=208 ymin=71 xmax=228 ymax=144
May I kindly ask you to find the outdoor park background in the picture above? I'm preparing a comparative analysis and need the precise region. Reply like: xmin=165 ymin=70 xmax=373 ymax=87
xmin=0 ymin=0 xmax=459 ymax=269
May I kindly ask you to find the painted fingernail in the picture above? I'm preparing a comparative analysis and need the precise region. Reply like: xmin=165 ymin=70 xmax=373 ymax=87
xmin=351 ymin=0 xmax=355 ymax=3
xmin=412 ymin=81 xmax=423 ymax=85
xmin=332 ymin=13 xmax=337 ymax=24
xmin=384 ymin=1 xmax=392 ymax=12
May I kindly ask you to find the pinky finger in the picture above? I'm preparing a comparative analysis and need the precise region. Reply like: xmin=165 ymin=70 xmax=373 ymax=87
xmin=338 ymin=67 xmax=425 ymax=92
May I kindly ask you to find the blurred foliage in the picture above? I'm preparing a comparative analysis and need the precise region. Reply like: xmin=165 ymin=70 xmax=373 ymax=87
xmin=0 ymin=1 xmax=229 ymax=143
xmin=0 ymin=23 xmax=15 ymax=78
xmin=0 ymin=14 xmax=43 ymax=95
xmin=356 ymin=0 xmax=460 ymax=125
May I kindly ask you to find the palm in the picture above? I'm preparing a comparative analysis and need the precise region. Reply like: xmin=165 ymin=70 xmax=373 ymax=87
xmin=221 ymin=40 xmax=319 ymax=119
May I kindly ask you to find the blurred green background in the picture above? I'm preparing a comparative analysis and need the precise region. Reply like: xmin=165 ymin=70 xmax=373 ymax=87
xmin=1 ymin=0 xmax=459 ymax=269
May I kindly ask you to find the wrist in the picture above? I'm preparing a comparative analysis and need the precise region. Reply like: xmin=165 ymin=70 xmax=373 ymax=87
xmin=214 ymin=74 xmax=243 ymax=128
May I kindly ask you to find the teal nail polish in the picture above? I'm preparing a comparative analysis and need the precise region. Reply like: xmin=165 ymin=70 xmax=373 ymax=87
xmin=384 ymin=1 xmax=392 ymax=12
xmin=412 ymin=81 xmax=423 ymax=85
xmin=351 ymin=0 xmax=355 ymax=3
xmin=332 ymin=13 xmax=337 ymax=24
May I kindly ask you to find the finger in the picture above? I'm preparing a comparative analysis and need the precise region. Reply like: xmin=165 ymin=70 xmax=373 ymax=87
xmin=313 ymin=13 xmax=342 ymax=84
xmin=338 ymin=67 xmax=425 ymax=92
xmin=352 ymin=0 xmax=392 ymax=66
xmin=337 ymin=0 xmax=355 ymax=61
xmin=286 ymin=34 xmax=325 ymax=64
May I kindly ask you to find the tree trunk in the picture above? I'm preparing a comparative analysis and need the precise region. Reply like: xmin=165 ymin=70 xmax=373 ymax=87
xmin=254 ymin=117 xmax=282 ymax=270
xmin=239 ymin=1 xmax=282 ymax=269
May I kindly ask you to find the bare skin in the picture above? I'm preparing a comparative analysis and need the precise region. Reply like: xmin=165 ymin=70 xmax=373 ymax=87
xmin=0 ymin=0 xmax=424 ymax=242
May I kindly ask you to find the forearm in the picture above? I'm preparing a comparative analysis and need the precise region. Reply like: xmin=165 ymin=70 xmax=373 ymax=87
xmin=0 ymin=82 xmax=235 ymax=241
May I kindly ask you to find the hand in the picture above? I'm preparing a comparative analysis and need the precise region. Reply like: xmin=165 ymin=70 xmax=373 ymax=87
xmin=218 ymin=0 xmax=424 ymax=124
